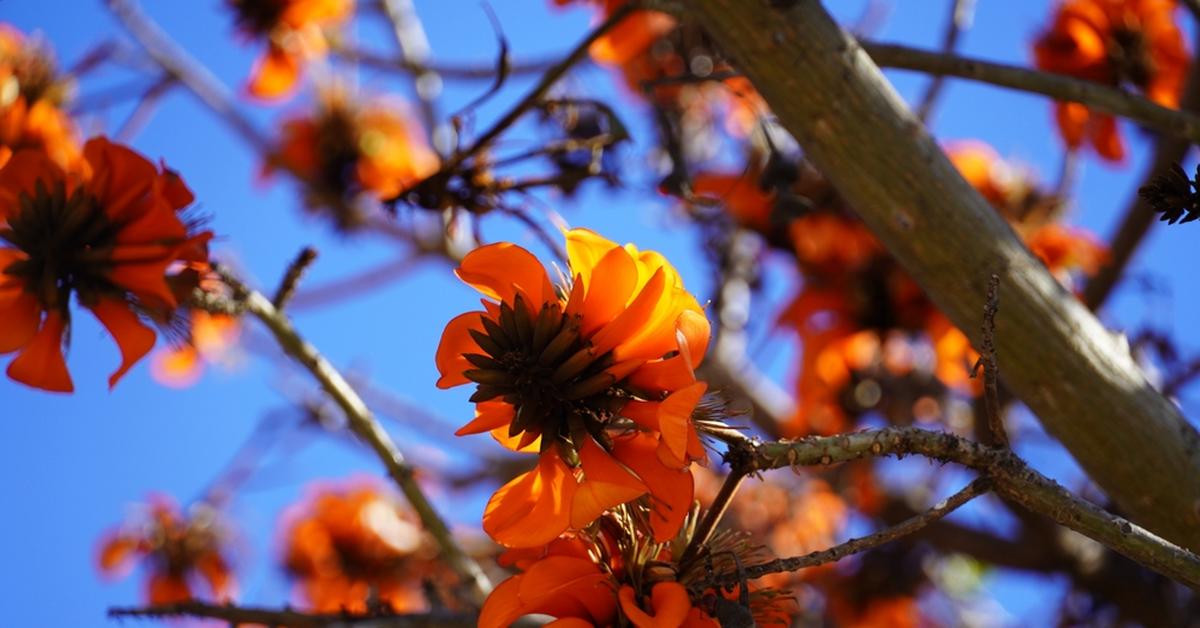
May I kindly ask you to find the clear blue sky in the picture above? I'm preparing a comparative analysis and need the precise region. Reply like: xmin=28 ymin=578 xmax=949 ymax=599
xmin=1 ymin=1 xmax=1195 ymax=625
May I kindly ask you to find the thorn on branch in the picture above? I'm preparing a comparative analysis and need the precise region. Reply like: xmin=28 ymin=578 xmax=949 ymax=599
xmin=274 ymin=246 xmax=320 ymax=309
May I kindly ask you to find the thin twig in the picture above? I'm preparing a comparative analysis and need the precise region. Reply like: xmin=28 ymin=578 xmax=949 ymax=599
xmin=863 ymin=41 xmax=1200 ymax=145
xmin=114 ymin=74 xmax=175 ymax=142
xmin=971 ymin=273 xmax=1007 ymax=446
xmin=680 ymin=469 xmax=747 ymax=568
xmin=440 ymin=3 xmax=636 ymax=175
xmin=334 ymin=45 xmax=559 ymax=80
xmin=273 ymin=246 xmax=320 ymax=309
xmin=379 ymin=0 xmax=441 ymax=141
xmin=290 ymin=251 xmax=426 ymax=310
xmin=714 ymin=477 xmax=990 ymax=585
xmin=106 ymin=0 xmax=271 ymax=151
xmin=913 ymin=0 xmax=974 ymax=122
xmin=107 ymin=601 xmax=476 ymax=627
xmin=216 ymin=267 xmax=493 ymax=605
xmin=721 ymin=426 xmax=1200 ymax=591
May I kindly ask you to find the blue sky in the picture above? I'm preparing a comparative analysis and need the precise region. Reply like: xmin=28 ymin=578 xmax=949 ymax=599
xmin=0 ymin=0 xmax=1195 ymax=625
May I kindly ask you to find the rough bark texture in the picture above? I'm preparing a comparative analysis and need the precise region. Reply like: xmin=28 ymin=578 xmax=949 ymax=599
xmin=685 ymin=0 xmax=1200 ymax=550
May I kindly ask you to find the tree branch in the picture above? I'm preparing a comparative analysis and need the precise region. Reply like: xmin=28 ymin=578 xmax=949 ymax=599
xmin=862 ymin=41 xmax=1200 ymax=145
xmin=723 ymin=426 xmax=1200 ymax=591
xmin=715 ymin=476 xmax=989 ymax=585
xmin=108 ymin=601 xmax=476 ymax=627
xmin=217 ymin=269 xmax=492 ymax=605
xmin=686 ymin=0 xmax=1200 ymax=552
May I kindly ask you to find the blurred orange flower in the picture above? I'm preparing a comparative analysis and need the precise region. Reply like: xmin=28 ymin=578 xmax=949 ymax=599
xmin=436 ymin=228 xmax=711 ymax=547
xmin=0 ymin=23 xmax=79 ymax=169
xmin=1034 ymin=0 xmax=1189 ymax=160
xmin=151 ymin=311 xmax=241 ymax=388
xmin=268 ymin=88 xmax=438 ymax=229
xmin=0 ymin=137 xmax=211 ymax=392
xmin=280 ymin=481 xmax=443 ymax=613
xmin=97 ymin=495 xmax=234 ymax=605
xmin=229 ymin=0 xmax=355 ymax=100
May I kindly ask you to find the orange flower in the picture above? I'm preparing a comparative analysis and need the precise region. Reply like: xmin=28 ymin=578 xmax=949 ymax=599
xmin=229 ymin=0 xmax=355 ymax=100
xmin=436 ymin=228 xmax=711 ymax=547
xmin=1034 ymin=0 xmax=1189 ymax=160
xmin=280 ymin=481 xmax=443 ymax=613
xmin=480 ymin=519 xmax=792 ymax=628
xmin=269 ymin=88 xmax=438 ymax=229
xmin=0 ymin=137 xmax=211 ymax=392
xmin=151 ymin=311 xmax=241 ymax=388
xmin=97 ymin=495 xmax=234 ymax=605
xmin=0 ymin=23 xmax=79 ymax=169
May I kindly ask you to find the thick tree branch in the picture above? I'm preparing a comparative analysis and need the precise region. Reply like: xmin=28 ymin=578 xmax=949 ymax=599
xmin=217 ymin=270 xmax=493 ymax=605
xmin=722 ymin=426 xmax=1200 ymax=591
xmin=686 ymin=0 xmax=1200 ymax=551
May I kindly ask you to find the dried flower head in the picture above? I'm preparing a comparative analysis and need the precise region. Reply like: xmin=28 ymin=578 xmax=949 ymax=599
xmin=1140 ymin=162 xmax=1200 ymax=224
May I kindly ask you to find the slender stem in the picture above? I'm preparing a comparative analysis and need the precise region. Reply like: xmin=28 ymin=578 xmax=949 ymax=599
xmin=334 ymin=45 xmax=559 ymax=80
xmin=913 ymin=0 xmax=974 ymax=122
xmin=440 ymin=3 xmax=636 ymax=174
xmin=273 ymin=246 xmax=319 ymax=309
xmin=713 ymin=477 xmax=990 ymax=585
xmin=218 ymin=269 xmax=493 ymax=605
xmin=976 ymin=273 xmax=1006 ymax=446
xmin=107 ymin=602 xmax=476 ymax=627
xmin=106 ymin=0 xmax=271 ymax=152
xmin=863 ymin=41 xmax=1200 ymax=145
xmin=378 ymin=0 xmax=442 ymax=142
xmin=680 ymin=469 xmax=747 ymax=567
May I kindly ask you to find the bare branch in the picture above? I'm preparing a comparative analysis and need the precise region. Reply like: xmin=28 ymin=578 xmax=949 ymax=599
xmin=971 ymin=273 xmax=1006 ymax=446
xmin=724 ymin=426 xmax=1200 ymax=591
xmin=862 ymin=41 xmax=1200 ymax=145
xmin=913 ymin=0 xmax=975 ymax=122
xmin=273 ymin=246 xmax=320 ymax=310
xmin=686 ymin=0 xmax=1200 ymax=552
xmin=106 ymin=0 xmax=271 ymax=151
xmin=108 ymin=601 xmax=476 ymax=627
xmin=716 ymin=477 xmax=990 ymax=585
xmin=216 ymin=268 xmax=493 ymax=605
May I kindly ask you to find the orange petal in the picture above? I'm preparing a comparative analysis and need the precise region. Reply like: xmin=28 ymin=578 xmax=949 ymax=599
xmin=519 ymin=555 xmax=615 ymax=622
xmin=490 ymin=423 xmax=541 ymax=453
xmin=621 ymin=399 xmax=660 ymax=431
xmin=483 ymin=450 xmax=577 ymax=548
xmin=619 ymin=582 xmax=693 ymax=628
xmin=147 ymin=572 xmax=192 ymax=605
xmin=90 ymin=298 xmax=157 ymax=389
xmin=7 ymin=311 xmax=73 ymax=393
xmin=107 ymin=257 xmax=178 ymax=309
xmin=571 ymin=437 xmax=647 ymax=528
xmin=97 ymin=534 xmax=138 ymax=574
xmin=0 ymin=148 xmax=65 ymax=218
xmin=435 ymin=311 xmax=485 ymax=389
xmin=456 ymin=242 xmax=554 ymax=307
xmin=656 ymin=381 xmax=706 ymax=466
xmin=676 ymin=309 xmax=711 ymax=368
xmin=457 ymin=401 xmax=514 ymax=435
xmin=612 ymin=433 xmax=693 ymax=542
xmin=0 ymin=263 xmax=40 ymax=353
xmin=1090 ymin=113 xmax=1125 ymax=162
xmin=479 ymin=575 xmax=527 ymax=628
xmin=565 ymin=228 xmax=620 ymax=290
xmin=590 ymin=267 xmax=666 ymax=356
xmin=579 ymin=245 xmax=639 ymax=336
xmin=248 ymin=45 xmax=303 ymax=100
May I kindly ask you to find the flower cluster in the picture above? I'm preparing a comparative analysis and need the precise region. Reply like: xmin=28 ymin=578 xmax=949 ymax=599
xmin=229 ymin=0 xmax=355 ymax=100
xmin=97 ymin=496 xmax=235 ymax=605
xmin=280 ymin=481 xmax=450 ymax=612
xmin=1034 ymin=0 xmax=1189 ymax=161
xmin=267 ymin=87 xmax=439 ymax=229
xmin=0 ymin=23 xmax=78 ymax=169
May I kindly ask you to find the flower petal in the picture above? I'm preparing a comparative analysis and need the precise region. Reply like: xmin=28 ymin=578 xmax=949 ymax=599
xmin=571 ymin=437 xmax=646 ymax=528
xmin=90 ymin=298 xmax=157 ymax=389
xmin=483 ymin=450 xmax=577 ymax=548
xmin=248 ymin=45 xmax=303 ymax=100
xmin=435 ymin=311 xmax=485 ymax=389
xmin=456 ymin=242 xmax=554 ymax=306
xmin=7 ymin=311 xmax=73 ymax=393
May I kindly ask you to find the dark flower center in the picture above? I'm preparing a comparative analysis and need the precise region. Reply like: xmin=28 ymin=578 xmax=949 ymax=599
xmin=228 ymin=0 xmax=290 ymax=36
xmin=1 ymin=180 xmax=121 ymax=310
xmin=1109 ymin=26 xmax=1155 ymax=91
xmin=462 ymin=293 xmax=625 ymax=455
